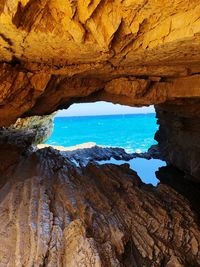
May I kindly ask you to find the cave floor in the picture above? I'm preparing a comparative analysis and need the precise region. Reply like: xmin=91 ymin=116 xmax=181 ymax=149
xmin=0 ymin=145 xmax=199 ymax=266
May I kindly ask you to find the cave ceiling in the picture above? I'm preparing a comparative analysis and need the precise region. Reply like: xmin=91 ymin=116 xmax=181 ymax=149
xmin=0 ymin=0 xmax=200 ymax=125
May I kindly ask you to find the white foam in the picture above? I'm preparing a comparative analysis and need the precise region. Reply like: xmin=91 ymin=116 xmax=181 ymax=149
xmin=135 ymin=148 xmax=142 ymax=153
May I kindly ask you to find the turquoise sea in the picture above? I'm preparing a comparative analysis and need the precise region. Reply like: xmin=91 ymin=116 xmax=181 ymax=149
xmin=46 ymin=113 xmax=158 ymax=153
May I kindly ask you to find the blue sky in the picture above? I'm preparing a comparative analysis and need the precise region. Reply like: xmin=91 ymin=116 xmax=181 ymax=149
xmin=56 ymin=102 xmax=155 ymax=117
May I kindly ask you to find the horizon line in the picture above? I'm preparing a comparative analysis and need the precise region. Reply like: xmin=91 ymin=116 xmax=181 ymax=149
xmin=55 ymin=112 xmax=156 ymax=118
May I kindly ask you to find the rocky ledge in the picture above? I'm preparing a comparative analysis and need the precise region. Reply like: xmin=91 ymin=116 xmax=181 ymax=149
xmin=0 ymin=111 xmax=198 ymax=267
xmin=38 ymin=141 xmax=159 ymax=166
xmin=0 ymin=144 xmax=199 ymax=267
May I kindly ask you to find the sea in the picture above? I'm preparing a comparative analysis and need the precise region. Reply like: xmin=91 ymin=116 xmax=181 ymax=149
xmin=45 ymin=113 xmax=165 ymax=185
xmin=45 ymin=113 xmax=158 ymax=153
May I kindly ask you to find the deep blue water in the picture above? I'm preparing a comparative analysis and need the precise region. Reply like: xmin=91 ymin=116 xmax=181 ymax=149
xmin=46 ymin=113 xmax=158 ymax=153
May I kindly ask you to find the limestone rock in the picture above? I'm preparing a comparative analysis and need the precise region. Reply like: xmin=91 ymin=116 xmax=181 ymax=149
xmin=10 ymin=113 xmax=55 ymax=144
xmin=155 ymin=105 xmax=200 ymax=181
xmin=0 ymin=145 xmax=199 ymax=267
xmin=0 ymin=1 xmax=200 ymax=124
xmin=38 ymin=142 xmax=152 ymax=167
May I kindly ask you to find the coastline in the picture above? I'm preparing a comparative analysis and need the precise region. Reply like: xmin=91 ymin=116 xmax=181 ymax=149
xmin=38 ymin=142 xmax=98 ymax=151
xmin=46 ymin=113 xmax=158 ymax=152
xmin=37 ymin=142 xmax=164 ymax=185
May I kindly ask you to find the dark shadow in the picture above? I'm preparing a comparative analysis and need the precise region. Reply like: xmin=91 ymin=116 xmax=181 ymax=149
xmin=156 ymin=166 xmax=200 ymax=225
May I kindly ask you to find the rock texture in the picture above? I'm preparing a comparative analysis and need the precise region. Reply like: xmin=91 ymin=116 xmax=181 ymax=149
xmin=0 ymin=145 xmax=200 ymax=267
xmin=10 ymin=113 xmax=55 ymax=144
xmin=1 ymin=2 xmax=200 ymax=266
xmin=155 ymin=105 xmax=200 ymax=181
xmin=39 ymin=141 xmax=153 ymax=166
xmin=0 ymin=1 xmax=200 ymax=125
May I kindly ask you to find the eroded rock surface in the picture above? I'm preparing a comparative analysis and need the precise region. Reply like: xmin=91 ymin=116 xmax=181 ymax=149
xmin=155 ymin=105 xmax=200 ymax=181
xmin=10 ymin=113 xmax=55 ymax=144
xmin=0 ymin=1 xmax=200 ymax=124
xmin=39 ymin=141 xmax=154 ymax=167
xmin=0 ymin=146 xmax=199 ymax=267
xmin=0 ymin=113 xmax=54 ymax=147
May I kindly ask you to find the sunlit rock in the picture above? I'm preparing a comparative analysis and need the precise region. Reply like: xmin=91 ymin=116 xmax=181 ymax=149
xmin=0 ymin=1 xmax=200 ymax=266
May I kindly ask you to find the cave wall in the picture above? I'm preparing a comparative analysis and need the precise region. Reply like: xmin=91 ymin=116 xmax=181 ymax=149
xmin=1 ymin=0 xmax=200 ymax=65
xmin=155 ymin=105 xmax=200 ymax=181
xmin=0 ymin=1 xmax=200 ymax=125
xmin=10 ymin=113 xmax=55 ymax=144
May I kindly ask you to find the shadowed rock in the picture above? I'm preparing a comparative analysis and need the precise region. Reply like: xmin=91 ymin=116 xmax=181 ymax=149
xmin=0 ymin=146 xmax=199 ymax=266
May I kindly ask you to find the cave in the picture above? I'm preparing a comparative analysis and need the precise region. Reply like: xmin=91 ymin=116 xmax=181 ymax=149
xmin=0 ymin=1 xmax=200 ymax=266
xmin=42 ymin=103 xmax=165 ymax=186
xmin=46 ymin=102 xmax=157 ymax=151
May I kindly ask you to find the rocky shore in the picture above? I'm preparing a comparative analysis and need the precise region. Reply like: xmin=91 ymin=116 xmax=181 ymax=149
xmin=38 ymin=142 xmax=160 ymax=166
xmin=0 ymin=121 xmax=198 ymax=266
xmin=0 ymin=141 xmax=199 ymax=266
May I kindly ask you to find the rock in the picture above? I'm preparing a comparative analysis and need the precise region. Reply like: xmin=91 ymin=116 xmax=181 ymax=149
xmin=38 ymin=142 xmax=152 ymax=167
xmin=155 ymin=105 xmax=200 ymax=181
xmin=0 ymin=2 xmax=200 ymax=124
xmin=0 ymin=1 xmax=200 ymax=266
xmin=165 ymin=256 xmax=183 ymax=267
xmin=0 ymin=145 xmax=199 ymax=267
xmin=147 ymin=144 xmax=162 ymax=159
xmin=0 ymin=127 xmax=35 ymax=148
xmin=7 ymin=113 xmax=55 ymax=145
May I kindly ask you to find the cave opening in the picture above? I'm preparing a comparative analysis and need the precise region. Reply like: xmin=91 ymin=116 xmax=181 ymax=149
xmin=1 ymin=1 xmax=200 ymax=264
xmin=43 ymin=102 xmax=166 ymax=185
